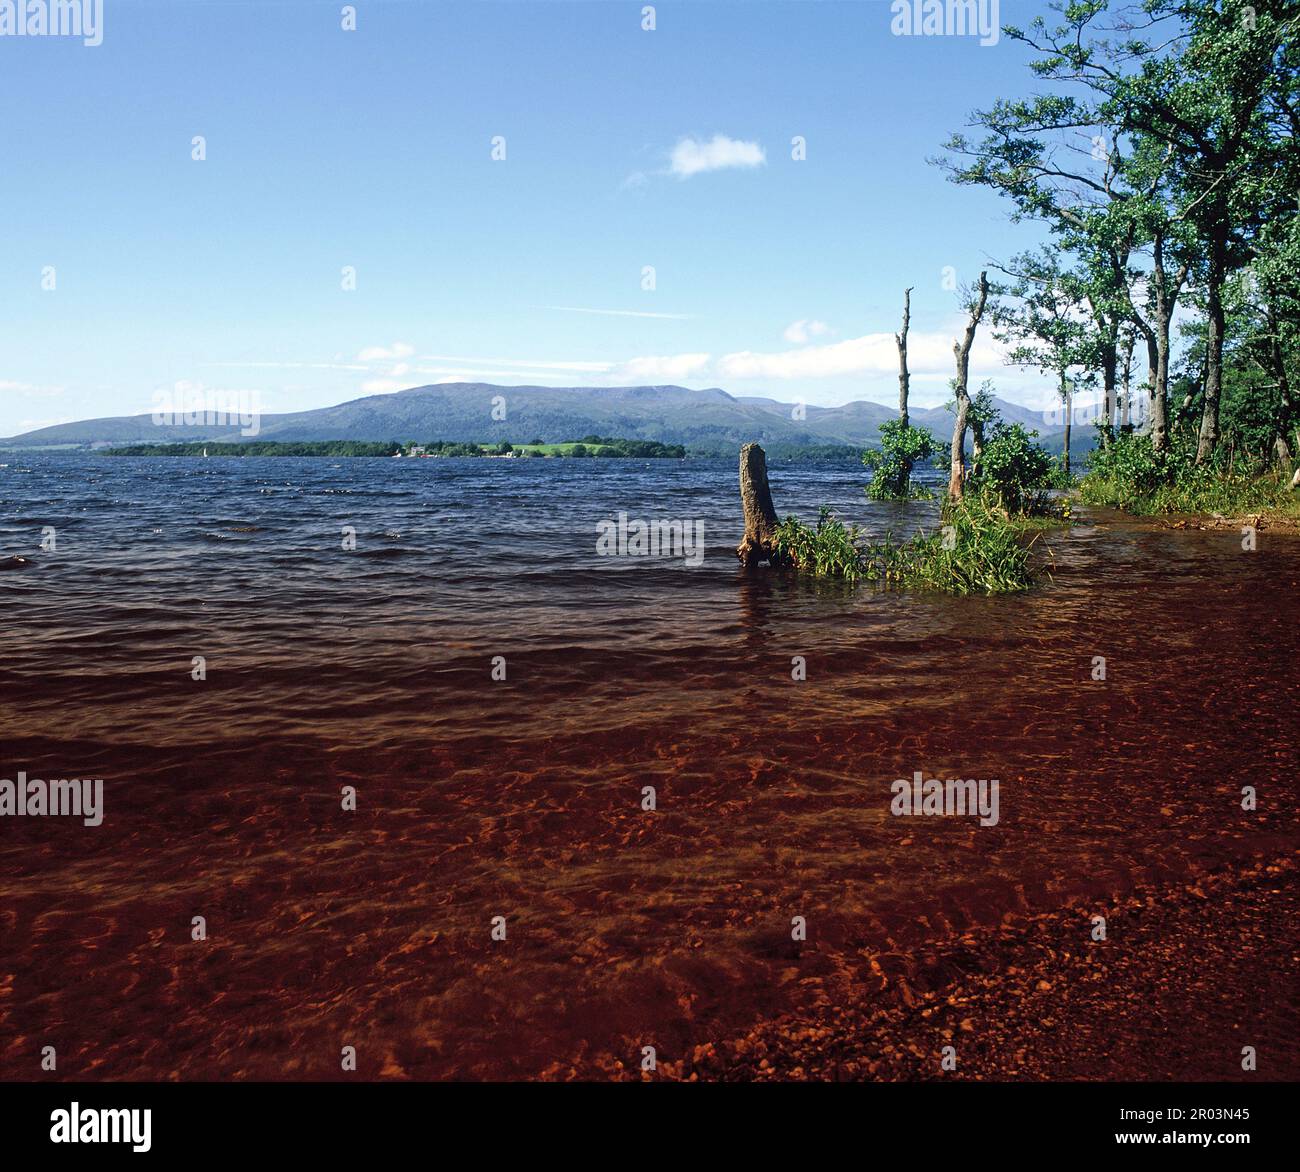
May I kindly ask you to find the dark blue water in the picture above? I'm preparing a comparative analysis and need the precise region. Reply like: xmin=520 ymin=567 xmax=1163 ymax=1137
xmin=0 ymin=453 xmax=943 ymax=748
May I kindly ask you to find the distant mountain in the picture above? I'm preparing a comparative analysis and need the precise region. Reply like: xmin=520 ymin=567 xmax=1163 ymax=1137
xmin=2 ymin=382 xmax=1075 ymax=452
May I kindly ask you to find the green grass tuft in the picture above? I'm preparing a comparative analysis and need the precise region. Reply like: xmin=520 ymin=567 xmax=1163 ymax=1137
xmin=774 ymin=492 xmax=1044 ymax=595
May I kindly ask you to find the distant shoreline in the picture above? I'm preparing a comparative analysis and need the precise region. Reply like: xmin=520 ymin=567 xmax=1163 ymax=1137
xmin=97 ymin=438 xmax=689 ymax=460
xmin=90 ymin=438 xmax=869 ymax=463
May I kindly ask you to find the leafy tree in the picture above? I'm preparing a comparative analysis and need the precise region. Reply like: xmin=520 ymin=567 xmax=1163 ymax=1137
xmin=974 ymin=423 xmax=1058 ymax=514
xmin=863 ymin=419 xmax=941 ymax=500
xmin=995 ymin=250 xmax=1098 ymax=474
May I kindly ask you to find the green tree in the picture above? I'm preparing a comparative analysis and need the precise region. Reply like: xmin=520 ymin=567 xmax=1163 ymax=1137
xmin=863 ymin=419 xmax=941 ymax=500
xmin=995 ymin=250 xmax=1098 ymax=474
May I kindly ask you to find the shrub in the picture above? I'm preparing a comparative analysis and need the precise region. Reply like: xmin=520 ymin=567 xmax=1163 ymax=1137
xmin=1081 ymin=430 xmax=1173 ymax=506
xmin=973 ymin=422 xmax=1057 ymax=513
xmin=863 ymin=420 xmax=941 ymax=500
xmin=1081 ymin=429 xmax=1294 ymax=515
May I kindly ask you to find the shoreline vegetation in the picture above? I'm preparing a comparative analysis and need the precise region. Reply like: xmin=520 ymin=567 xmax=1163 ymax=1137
xmin=766 ymin=0 xmax=1300 ymax=588
xmin=99 ymin=437 xmax=689 ymax=460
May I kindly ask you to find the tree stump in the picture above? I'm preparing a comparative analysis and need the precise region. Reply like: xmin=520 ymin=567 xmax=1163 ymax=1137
xmin=736 ymin=442 xmax=781 ymax=567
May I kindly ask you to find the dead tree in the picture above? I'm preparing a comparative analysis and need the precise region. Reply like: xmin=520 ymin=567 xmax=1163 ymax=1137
xmin=736 ymin=442 xmax=780 ymax=567
xmin=948 ymin=271 xmax=990 ymax=502
xmin=896 ymin=287 xmax=913 ymax=429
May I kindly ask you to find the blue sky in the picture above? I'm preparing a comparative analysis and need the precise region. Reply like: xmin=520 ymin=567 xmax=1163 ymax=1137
xmin=0 ymin=0 xmax=1064 ymax=436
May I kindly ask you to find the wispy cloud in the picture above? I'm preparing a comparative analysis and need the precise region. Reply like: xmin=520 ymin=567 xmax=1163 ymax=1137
xmin=203 ymin=361 xmax=368 ymax=371
xmin=670 ymin=134 xmax=765 ymax=178
xmin=416 ymin=354 xmax=613 ymax=373
xmin=0 ymin=379 xmax=64 ymax=398
xmin=357 ymin=342 xmax=415 ymax=361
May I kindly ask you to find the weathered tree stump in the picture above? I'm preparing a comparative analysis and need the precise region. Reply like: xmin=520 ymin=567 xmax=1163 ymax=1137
xmin=736 ymin=442 xmax=781 ymax=567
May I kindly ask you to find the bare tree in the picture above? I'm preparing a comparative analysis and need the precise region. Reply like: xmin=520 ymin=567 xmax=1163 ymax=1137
xmin=895 ymin=287 xmax=913 ymax=429
xmin=948 ymin=271 xmax=990 ymax=501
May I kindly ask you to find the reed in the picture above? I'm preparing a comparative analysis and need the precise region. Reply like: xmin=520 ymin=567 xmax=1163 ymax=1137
xmin=774 ymin=492 xmax=1040 ymax=595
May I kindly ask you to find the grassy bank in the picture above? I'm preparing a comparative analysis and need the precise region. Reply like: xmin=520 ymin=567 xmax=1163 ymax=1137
xmin=1080 ymin=433 xmax=1300 ymax=524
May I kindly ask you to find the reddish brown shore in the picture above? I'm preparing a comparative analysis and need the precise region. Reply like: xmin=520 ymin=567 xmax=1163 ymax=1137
xmin=632 ymin=855 xmax=1299 ymax=1082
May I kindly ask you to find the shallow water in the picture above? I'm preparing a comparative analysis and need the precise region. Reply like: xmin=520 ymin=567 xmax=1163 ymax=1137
xmin=0 ymin=454 xmax=1296 ymax=1078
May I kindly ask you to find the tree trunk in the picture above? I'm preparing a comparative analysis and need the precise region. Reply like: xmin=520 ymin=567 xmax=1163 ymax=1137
xmin=1089 ymin=299 xmax=1118 ymax=445
xmin=948 ymin=398 xmax=970 ymax=500
xmin=1196 ymin=248 xmax=1227 ymax=463
xmin=1063 ymin=377 xmax=1072 ymax=475
xmin=1120 ymin=327 xmax=1135 ymax=430
xmin=896 ymin=287 xmax=913 ymax=429
xmin=1267 ymin=306 xmax=1295 ymax=468
xmin=1100 ymin=326 xmax=1117 ymax=440
xmin=948 ymin=272 xmax=989 ymax=502
xmin=971 ymin=414 xmax=986 ymax=471
xmin=736 ymin=443 xmax=780 ymax=567
xmin=1145 ymin=331 xmax=1168 ymax=452
xmin=1136 ymin=232 xmax=1186 ymax=454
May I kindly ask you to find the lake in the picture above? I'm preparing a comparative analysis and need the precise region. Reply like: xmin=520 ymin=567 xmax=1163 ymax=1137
xmin=1 ymin=454 xmax=1296 ymax=1079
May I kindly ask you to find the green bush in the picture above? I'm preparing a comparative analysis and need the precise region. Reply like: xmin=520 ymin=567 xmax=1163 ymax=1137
xmin=1081 ymin=430 xmax=1173 ymax=505
xmin=863 ymin=420 xmax=941 ymax=500
xmin=1081 ymin=429 xmax=1293 ymax=515
xmin=973 ymin=422 xmax=1058 ymax=513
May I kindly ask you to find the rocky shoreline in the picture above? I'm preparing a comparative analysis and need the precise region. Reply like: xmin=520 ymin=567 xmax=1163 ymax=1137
xmin=614 ymin=855 xmax=1298 ymax=1082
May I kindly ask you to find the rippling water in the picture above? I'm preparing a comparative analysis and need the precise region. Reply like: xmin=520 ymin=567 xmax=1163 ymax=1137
xmin=1 ymin=454 xmax=1296 ymax=1079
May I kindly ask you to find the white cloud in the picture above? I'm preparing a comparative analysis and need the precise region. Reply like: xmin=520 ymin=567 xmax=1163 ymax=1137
xmin=361 ymin=379 xmax=408 ymax=394
xmin=610 ymin=353 xmax=712 ymax=382
xmin=357 ymin=342 xmax=415 ymax=361
xmin=782 ymin=319 xmax=832 ymax=344
xmin=669 ymin=135 xmax=765 ymax=178
xmin=716 ymin=330 xmax=1007 ymax=381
